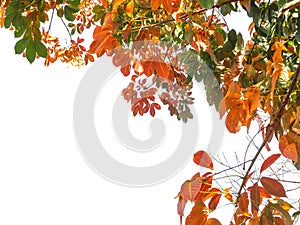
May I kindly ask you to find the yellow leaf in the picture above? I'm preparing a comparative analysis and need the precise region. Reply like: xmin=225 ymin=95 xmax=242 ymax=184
xmin=126 ymin=0 xmax=134 ymax=17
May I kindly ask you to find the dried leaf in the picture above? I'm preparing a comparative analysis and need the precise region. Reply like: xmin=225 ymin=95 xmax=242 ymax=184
xmin=240 ymin=0 xmax=251 ymax=13
xmin=261 ymin=177 xmax=287 ymax=197
xmin=250 ymin=182 xmax=260 ymax=215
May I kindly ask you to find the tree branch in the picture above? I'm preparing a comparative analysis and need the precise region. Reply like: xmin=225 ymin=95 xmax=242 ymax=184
xmin=236 ymin=61 xmax=300 ymax=202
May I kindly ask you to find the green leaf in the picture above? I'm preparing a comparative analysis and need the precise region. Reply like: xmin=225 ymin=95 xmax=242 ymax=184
xmin=228 ymin=29 xmax=237 ymax=47
xmin=34 ymin=39 xmax=47 ymax=58
xmin=296 ymin=31 xmax=300 ymax=43
xmin=236 ymin=32 xmax=244 ymax=51
xmin=4 ymin=13 xmax=15 ymax=28
xmin=67 ymin=0 xmax=80 ymax=7
xmin=14 ymin=38 xmax=30 ymax=54
xmin=64 ymin=5 xmax=75 ymax=21
xmin=38 ymin=0 xmax=46 ymax=11
xmin=26 ymin=39 xmax=36 ymax=63
xmin=199 ymin=0 xmax=214 ymax=9
xmin=292 ymin=211 xmax=300 ymax=219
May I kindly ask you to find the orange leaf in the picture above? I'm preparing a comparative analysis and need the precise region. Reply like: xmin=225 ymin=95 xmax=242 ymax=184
xmin=162 ymin=0 xmax=172 ymax=14
xmin=260 ymin=153 xmax=281 ymax=173
xmin=282 ymin=143 xmax=298 ymax=162
xmin=142 ymin=60 xmax=155 ymax=76
xmin=208 ymin=193 xmax=221 ymax=211
xmin=225 ymin=102 xmax=244 ymax=133
xmin=224 ymin=81 xmax=241 ymax=110
xmin=205 ymin=218 xmax=222 ymax=225
xmin=244 ymin=86 xmax=260 ymax=114
xmin=151 ymin=0 xmax=161 ymax=10
xmin=180 ymin=177 xmax=202 ymax=201
xmin=224 ymin=187 xmax=233 ymax=202
xmin=260 ymin=177 xmax=287 ymax=197
xmin=238 ymin=192 xmax=249 ymax=213
xmin=126 ymin=0 xmax=134 ymax=17
xmin=193 ymin=151 xmax=214 ymax=170
xmin=185 ymin=201 xmax=208 ymax=225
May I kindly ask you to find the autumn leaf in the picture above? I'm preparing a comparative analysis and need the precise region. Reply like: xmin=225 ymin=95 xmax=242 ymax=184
xmin=177 ymin=196 xmax=188 ymax=225
xmin=185 ymin=201 xmax=208 ymax=225
xmin=126 ymin=0 xmax=134 ymax=17
xmin=250 ymin=182 xmax=260 ymax=215
xmin=193 ymin=151 xmax=214 ymax=170
xmin=161 ymin=0 xmax=172 ymax=14
xmin=208 ymin=193 xmax=221 ymax=211
xmin=260 ymin=177 xmax=287 ymax=197
xmin=151 ymin=0 xmax=160 ymax=10
xmin=180 ymin=177 xmax=202 ymax=201
xmin=240 ymin=0 xmax=251 ymax=13
xmin=205 ymin=218 xmax=222 ymax=225
xmin=279 ymin=134 xmax=299 ymax=162
xmin=260 ymin=154 xmax=281 ymax=173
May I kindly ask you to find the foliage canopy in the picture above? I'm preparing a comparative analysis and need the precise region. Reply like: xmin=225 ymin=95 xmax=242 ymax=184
xmin=1 ymin=0 xmax=300 ymax=224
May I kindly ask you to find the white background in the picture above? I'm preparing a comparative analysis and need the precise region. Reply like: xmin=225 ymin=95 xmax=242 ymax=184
xmin=0 ymin=12 xmax=251 ymax=225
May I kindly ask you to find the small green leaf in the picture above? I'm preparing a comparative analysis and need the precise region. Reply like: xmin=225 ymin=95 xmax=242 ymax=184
xmin=38 ymin=0 xmax=46 ymax=11
xmin=67 ymin=0 xmax=80 ymax=7
xmin=228 ymin=29 xmax=237 ymax=47
xmin=236 ymin=32 xmax=244 ymax=51
xmin=292 ymin=211 xmax=300 ymax=219
xmin=26 ymin=39 xmax=36 ymax=63
xmin=4 ymin=13 xmax=15 ymax=28
xmin=34 ymin=39 xmax=47 ymax=58
xmin=64 ymin=5 xmax=75 ymax=21
xmin=199 ymin=0 xmax=214 ymax=9
xmin=15 ymin=38 xmax=30 ymax=54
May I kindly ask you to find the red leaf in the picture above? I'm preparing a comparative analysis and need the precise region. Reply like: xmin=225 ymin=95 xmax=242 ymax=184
xmin=238 ymin=192 xmax=249 ymax=213
xmin=193 ymin=151 xmax=214 ymax=170
xmin=180 ymin=177 xmax=202 ymax=201
xmin=177 ymin=196 xmax=187 ymax=225
xmin=260 ymin=153 xmax=281 ymax=173
xmin=208 ymin=193 xmax=221 ymax=211
xmin=261 ymin=177 xmax=287 ymax=197
xmin=250 ymin=182 xmax=260 ymax=215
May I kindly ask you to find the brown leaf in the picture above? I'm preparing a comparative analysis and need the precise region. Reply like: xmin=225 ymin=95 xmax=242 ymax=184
xmin=250 ymin=182 xmax=260 ymax=215
xmin=260 ymin=177 xmax=287 ymax=197
xmin=260 ymin=154 xmax=281 ymax=173
xmin=240 ymin=0 xmax=251 ymax=13
xmin=193 ymin=151 xmax=214 ymax=170
xmin=238 ymin=192 xmax=249 ymax=213
xmin=208 ymin=193 xmax=221 ymax=211
xmin=283 ymin=143 xmax=298 ymax=162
